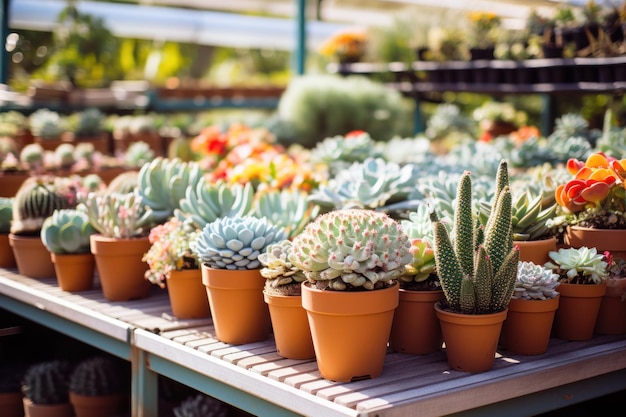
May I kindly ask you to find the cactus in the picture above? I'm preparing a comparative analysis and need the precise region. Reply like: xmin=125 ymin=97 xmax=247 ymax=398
xmin=289 ymin=209 xmax=412 ymax=291
xmin=195 ymin=215 xmax=285 ymax=270
xmin=430 ymin=160 xmax=519 ymax=314
xmin=259 ymin=239 xmax=307 ymax=296
xmin=254 ymin=188 xmax=319 ymax=239
xmin=0 ymin=197 xmax=13 ymax=234
xmin=29 ymin=108 xmax=66 ymax=140
xmin=41 ymin=209 xmax=97 ymax=254
xmin=54 ymin=143 xmax=76 ymax=170
xmin=173 ymin=394 xmax=228 ymax=417
xmin=71 ymin=108 xmax=104 ymax=138
xmin=21 ymin=360 xmax=72 ymax=405
xmin=11 ymin=176 xmax=77 ymax=236
xmin=514 ymin=261 xmax=560 ymax=300
xmin=19 ymin=143 xmax=45 ymax=171
xmin=123 ymin=141 xmax=155 ymax=168
xmin=137 ymin=157 xmax=204 ymax=224
xmin=69 ymin=356 xmax=124 ymax=396
xmin=176 ymin=179 xmax=255 ymax=229
xmin=544 ymin=246 xmax=609 ymax=285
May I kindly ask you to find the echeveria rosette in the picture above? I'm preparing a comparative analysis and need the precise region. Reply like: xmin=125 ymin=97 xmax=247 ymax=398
xmin=258 ymin=239 xmax=307 ymax=295
xmin=195 ymin=216 xmax=286 ymax=270
xmin=289 ymin=209 xmax=412 ymax=291
xmin=555 ymin=152 xmax=626 ymax=229
xmin=398 ymin=238 xmax=438 ymax=286
xmin=544 ymin=246 xmax=609 ymax=285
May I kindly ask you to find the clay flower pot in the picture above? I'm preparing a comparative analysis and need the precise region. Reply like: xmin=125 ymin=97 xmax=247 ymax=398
xmin=51 ymin=252 xmax=95 ymax=292
xmin=594 ymin=278 xmax=626 ymax=335
xmin=166 ymin=269 xmax=210 ymax=319
xmin=515 ymin=237 xmax=557 ymax=267
xmin=264 ymin=292 xmax=315 ymax=360
xmin=553 ymin=282 xmax=607 ymax=341
xmin=8 ymin=234 xmax=56 ymax=279
xmin=500 ymin=296 xmax=559 ymax=355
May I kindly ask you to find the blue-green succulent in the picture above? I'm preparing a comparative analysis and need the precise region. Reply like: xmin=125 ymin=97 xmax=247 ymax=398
xmin=41 ymin=209 xmax=97 ymax=254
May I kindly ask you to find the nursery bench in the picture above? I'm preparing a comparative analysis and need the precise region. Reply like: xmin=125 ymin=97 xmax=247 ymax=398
xmin=1 ymin=267 xmax=625 ymax=417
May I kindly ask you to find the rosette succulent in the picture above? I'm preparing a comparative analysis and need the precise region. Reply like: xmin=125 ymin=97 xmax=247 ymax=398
xmin=513 ymin=261 xmax=560 ymax=300
xmin=195 ymin=216 xmax=285 ymax=270
xmin=41 ymin=208 xmax=97 ymax=254
xmin=258 ymin=239 xmax=307 ymax=296
xmin=544 ymin=246 xmax=609 ymax=284
xmin=289 ymin=208 xmax=412 ymax=291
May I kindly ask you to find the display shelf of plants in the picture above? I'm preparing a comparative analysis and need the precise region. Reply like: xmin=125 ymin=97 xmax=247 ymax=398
xmin=1 ymin=100 xmax=626 ymax=416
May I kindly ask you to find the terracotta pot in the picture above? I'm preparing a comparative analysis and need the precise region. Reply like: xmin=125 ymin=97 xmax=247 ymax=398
xmin=263 ymin=292 xmax=315 ymax=360
xmin=166 ymin=269 xmax=210 ymax=319
xmin=69 ymin=392 xmax=126 ymax=417
xmin=0 ymin=172 xmax=29 ymax=198
xmin=201 ymin=265 xmax=270 ymax=345
xmin=301 ymin=281 xmax=399 ymax=382
xmin=0 ymin=392 xmax=24 ymax=417
xmin=51 ymin=252 xmax=95 ymax=292
xmin=564 ymin=226 xmax=626 ymax=261
xmin=435 ymin=302 xmax=508 ymax=373
xmin=500 ymin=296 xmax=559 ymax=355
xmin=0 ymin=233 xmax=17 ymax=268
xmin=90 ymin=234 xmax=151 ymax=301
xmin=33 ymin=137 xmax=68 ymax=152
xmin=389 ymin=289 xmax=444 ymax=355
xmin=595 ymin=278 xmax=626 ymax=335
xmin=515 ymin=237 xmax=557 ymax=266
xmin=8 ymin=234 xmax=56 ymax=279
xmin=22 ymin=398 xmax=73 ymax=417
xmin=553 ymin=282 xmax=607 ymax=341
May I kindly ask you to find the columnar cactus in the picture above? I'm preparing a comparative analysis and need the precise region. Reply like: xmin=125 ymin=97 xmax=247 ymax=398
xmin=173 ymin=394 xmax=229 ymax=417
xmin=289 ymin=209 xmax=412 ymax=291
xmin=430 ymin=160 xmax=519 ymax=314
xmin=41 ymin=209 xmax=97 ymax=254
xmin=69 ymin=356 xmax=124 ymax=397
xmin=514 ymin=261 xmax=560 ymax=300
xmin=259 ymin=239 xmax=307 ymax=295
xmin=195 ymin=216 xmax=285 ymax=270
xmin=0 ymin=197 xmax=13 ymax=234
xmin=21 ymin=360 xmax=72 ymax=405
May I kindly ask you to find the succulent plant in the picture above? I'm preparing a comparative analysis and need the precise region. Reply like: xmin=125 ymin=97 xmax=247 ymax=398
xmin=11 ymin=176 xmax=77 ymax=236
xmin=430 ymin=160 xmax=519 ymax=314
xmin=0 ymin=196 xmax=13 ymax=234
xmin=176 ymin=179 xmax=255 ymax=229
xmin=254 ymin=188 xmax=319 ymax=239
xmin=195 ymin=215 xmax=285 ymax=270
xmin=544 ymin=246 xmax=609 ymax=285
xmin=173 ymin=393 xmax=229 ymax=417
xmin=19 ymin=143 xmax=45 ymax=171
xmin=309 ymin=131 xmax=383 ymax=175
xmin=307 ymin=157 xmax=420 ymax=213
xmin=21 ymin=359 xmax=72 ymax=405
xmin=289 ymin=208 xmax=412 ymax=291
xmin=69 ymin=355 xmax=124 ymax=396
xmin=79 ymin=190 xmax=155 ymax=239
xmin=40 ymin=208 xmax=97 ymax=254
xmin=29 ymin=108 xmax=66 ymax=140
xmin=54 ymin=142 xmax=76 ymax=170
xmin=513 ymin=261 xmax=560 ymax=300
xmin=259 ymin=239 xmax=307 ymax=296
xmin=137 ymin=157 xmax=204 ymax=224
xmin=123 ymin=141 xmax=155 ymax=168
xmin=70 ymin=108 xmax=105 ymax=137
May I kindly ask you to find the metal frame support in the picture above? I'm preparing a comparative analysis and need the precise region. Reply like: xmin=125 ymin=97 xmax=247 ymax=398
xmin=294 ymin=0 xmax=306 ymax=75
xmin=0 ymin=0 xmax=9 ymax=85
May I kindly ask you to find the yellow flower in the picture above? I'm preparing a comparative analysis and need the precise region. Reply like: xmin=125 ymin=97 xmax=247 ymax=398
xmin=319 ymin=30 xmax=367 ymax=62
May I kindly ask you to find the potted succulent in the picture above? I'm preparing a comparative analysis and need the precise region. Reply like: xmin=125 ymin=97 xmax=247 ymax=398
xmin=79 ymin=190 xmax=155 ymax=301
xmin=554 ymin=151 xmax=626 ymax=260
xmin=258 ymin=239 xmax=314 ymax=360
xmin=29 ymin=108 xmax=68 ymax=152
xmin=595 ymin=255 xmax=626 ymax=335
xmin=544 ymin=246 xmax=609 ymax=341
xmin=0 ymin=196 xmax=16 ymax=268
xmin=142 ymin=217 xmax=209 ymax=319
xmin=430 ymin=160 xmax=519 ymax=373
xmin=66 ymin=108 xmax=110 ymax=155
xmin=389 ymin=204 xmax=444 ymax=356
xmin=499 ymin=261 xmax=561 ymax=355
xmin=21 ymin=359 xmax=74 ymax=417
xmin=173 ymin=393 xmax=229 ymax=417
xmin=0 ymin=136 xmax=30 ymax=197
xmin=40 ymin=208 xmax=98 ymax=292
xmin=195 ymin=215 xmax=285 ymax=345
xmin=9 ymin=176 xmax=78 ymax=279
xmin=68 ymin=355 xmax=127 ymax=417
xmin=289 ymin=208 xmax=412 ymax=382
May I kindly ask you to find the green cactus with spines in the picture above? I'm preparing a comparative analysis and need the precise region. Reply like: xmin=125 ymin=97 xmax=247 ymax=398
xmin=290 ymin=209 xmax=412 ymax=291
xmin=71 ymin=108 xmax=105 ymax=138
xmin=0 ymin=197 xmax=13 ymax=234
xmin=430 ymin=160 xmax=519 ymax=314
xmin=173 ymin=394 xmax=229 ymax=417
xmin=29 ymin=108 xmax=66 ymax=140
xmin=137 ymin=157 xmax=204 ymax=224
xmin=69 ymin=355 xmax=124 ymax=397
xmin=21 ymin=360 xmax=72 ymax=405
xmin=19 ymin=143 xmax=45 ymax=171
xmin=41 ymin=208 xmax=97 ymax=254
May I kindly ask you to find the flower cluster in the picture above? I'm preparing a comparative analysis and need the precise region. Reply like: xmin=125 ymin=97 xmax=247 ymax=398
xmin=142 ymin=217 xmax=201 ymax=287
xmin=318 ymin=30 xmax=367 ymax=63
xmin=555 ymin=152 xmax=626 ymax=229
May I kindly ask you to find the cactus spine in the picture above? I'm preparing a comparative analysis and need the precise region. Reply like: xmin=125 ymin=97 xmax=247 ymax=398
xmin=69 ymin=356 xmax=124 ymax=396
xmin=431 ymin=160 xmax=519 ymax=314
xmin=21 ymin=360 xmax=72 ymax=405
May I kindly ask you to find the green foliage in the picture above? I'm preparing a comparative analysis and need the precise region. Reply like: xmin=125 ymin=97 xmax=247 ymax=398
xmin=276 ymin=74 xmax=413 ymax=148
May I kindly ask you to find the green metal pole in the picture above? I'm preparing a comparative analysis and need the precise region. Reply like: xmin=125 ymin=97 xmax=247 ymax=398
xmin=0 ymin=0 xmax=9 ymax=85
xmin=294 ymin=0 xmax=306 ymax=75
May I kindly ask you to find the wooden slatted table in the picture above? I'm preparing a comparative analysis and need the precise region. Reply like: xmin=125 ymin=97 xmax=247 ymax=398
xmin=1 ymin=267 xmax=626 ymax=417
